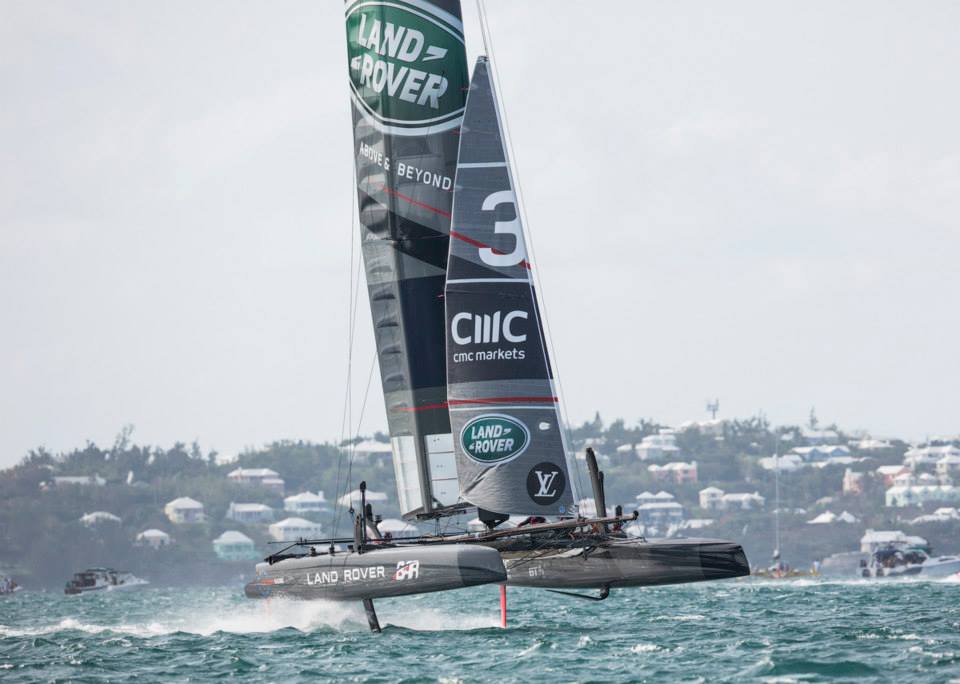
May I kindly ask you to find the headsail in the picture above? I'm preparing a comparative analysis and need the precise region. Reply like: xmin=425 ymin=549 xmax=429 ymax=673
xmin=444 ymin=57 xmax=576 ymax=516
xmin=344 ymin=0 xmax=468 ymax=518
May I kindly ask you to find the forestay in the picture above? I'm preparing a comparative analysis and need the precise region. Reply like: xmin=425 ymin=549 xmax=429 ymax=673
xmin=444 ymin=57 xmax=575 ymax=516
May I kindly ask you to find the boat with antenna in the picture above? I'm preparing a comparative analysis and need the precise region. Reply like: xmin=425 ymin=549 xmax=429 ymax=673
xmin=244 ymin=0 xmax=749 ymax=629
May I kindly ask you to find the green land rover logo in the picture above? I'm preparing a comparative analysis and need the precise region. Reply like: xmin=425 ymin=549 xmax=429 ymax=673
xmin=345 ymin=0 xmax=468 ymax=135
xmin=460 ymin=414 xmax=530 ymax=464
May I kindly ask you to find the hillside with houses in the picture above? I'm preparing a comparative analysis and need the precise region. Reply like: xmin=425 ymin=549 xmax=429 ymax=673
xmin=1 ymin=414 xmax=958 ymax=588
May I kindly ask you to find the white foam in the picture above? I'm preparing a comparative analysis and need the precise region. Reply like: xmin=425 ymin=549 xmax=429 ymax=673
xmin=630 ymin=643 xmax=660 ymax=653
xmin=0 ymin=598 xmax=501 ymax=638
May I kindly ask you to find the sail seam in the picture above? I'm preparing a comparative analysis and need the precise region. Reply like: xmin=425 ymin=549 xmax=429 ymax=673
xmin=396 ymin=396 xmax=559 ymax=412
xmin=446 ymin=278 xmax=529 ymax=284
xmin=449 ymin=231 xmax=532 ymax=269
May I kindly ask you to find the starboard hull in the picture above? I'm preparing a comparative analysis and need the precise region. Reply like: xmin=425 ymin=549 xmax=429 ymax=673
xmin=244 ymin=544 xmax=506 ymax=601
xmin=502 ymin=538 xmax=750 ymax=589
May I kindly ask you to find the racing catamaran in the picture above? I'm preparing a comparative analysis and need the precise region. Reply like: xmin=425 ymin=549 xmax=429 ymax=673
xmin=244 ymin=0 xmax=749 ymax=630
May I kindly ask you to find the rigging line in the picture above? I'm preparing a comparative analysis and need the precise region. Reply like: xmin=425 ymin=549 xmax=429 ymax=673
xmin=342 ymin=208 xmax=367 ymax=499
xmin=344 ymin=350 xmax=378 ymax=514
xmin=476 ymin=0 xmax=588 ymax=505
xmin=334 ymin=165 xmax=363 ymax=539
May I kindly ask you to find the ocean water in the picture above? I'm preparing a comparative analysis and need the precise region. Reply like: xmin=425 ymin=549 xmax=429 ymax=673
xmin=2 ymin=578 xmax=959 ymax=683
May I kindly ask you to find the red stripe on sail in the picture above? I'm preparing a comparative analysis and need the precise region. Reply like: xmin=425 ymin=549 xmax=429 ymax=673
xmin=379 ymin=183 xmax=451 ymax=219
xmin=449 ymin=231 xmax=533 ymax=270
xmin=395 ymin=396 xmax=558 ymax=412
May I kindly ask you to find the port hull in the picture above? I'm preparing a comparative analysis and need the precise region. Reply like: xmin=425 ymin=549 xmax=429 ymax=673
xmin=503 ymin=538 xmax=750 ymax=589
xmin=244 ymin=544 xmax=506 ymax=601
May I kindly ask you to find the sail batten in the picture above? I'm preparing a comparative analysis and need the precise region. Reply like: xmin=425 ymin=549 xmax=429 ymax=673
xmin=444 ymin=57 xmax=575 ymax=516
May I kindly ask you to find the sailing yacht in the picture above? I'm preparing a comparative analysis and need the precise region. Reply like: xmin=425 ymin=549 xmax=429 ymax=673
xmin=244 ymin=0 xmax=749 ymax=628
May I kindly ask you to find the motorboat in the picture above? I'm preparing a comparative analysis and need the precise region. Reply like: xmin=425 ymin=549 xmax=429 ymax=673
xmin=64 ymin=568 xmax=148 ymax=595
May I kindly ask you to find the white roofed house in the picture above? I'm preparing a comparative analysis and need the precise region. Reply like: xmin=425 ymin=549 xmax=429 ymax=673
xmin=877 ymin=464 xmax=910 ymax=487
xmin=790 ymin=445 xmax=852 ymax=463
xmin=577 ymin=497 xmax=600 ymax=518
xmin=720 ymin=492 xmax=766 ymax=511
xmin=377 ymin=518 xmax=420 ymax=539
xmin=136 ymin=529 xmax=172 ymax=548
xmin=759 ymin=453 xmax=806 ymax=472
xmin=905 ymin=445 xmax=960 ymax=471
xmin=337 ymin=489 xmax=388 ymax=509
xmin=164 ymin=497 xmax=205 ymax=524
xmin=648 ymin=461 xmax=698 ymax=484
xmin=227 ymin=468 xmax=285 ymax=495
xmin=886 ymin=484 xmax=960 ymax=508
xmin=843 ymin=469 xmax=865 ymax=495
xmin=936 ymin=454 xmax=960 ymax=481
xmin=284 ymin=491 xmax=329 ymax=514
xmin=636 ymin=501 xmax=685 ymax=535
xmin=911 ymin=507 xmax=960 ymax=524
xmin=269 ymin=517 xmax=323 ymax=542
xmin=853 ymin=438 xmax=893 ymax=452
xmin=54 ymin=474 xmax=106 ymax=487
xmin=212 ymin=531 xmax=258 ymax=561
xmin=226 ymin=502 xmax=274 ymax=524
xmin=79 ymin=511 xmax=121 ymax=527
xmin=635 ymin=432 xmax=680 ymax=461
xmin=348 ymin=439 xmax=394 ymax=462
xmin=698 ymin=486 xmax=724 ymax=510
xmin=801 ymin=427 xmax=840 ymax=445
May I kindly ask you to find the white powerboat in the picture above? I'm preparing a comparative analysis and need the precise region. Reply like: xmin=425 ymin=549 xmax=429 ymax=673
xmin=64 ymin=568 xmax=148 ymax=595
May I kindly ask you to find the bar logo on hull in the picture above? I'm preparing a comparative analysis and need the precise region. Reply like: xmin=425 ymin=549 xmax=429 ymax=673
xmin=460 ymin=414 xmax=530 ymax=464
xmin=345 ymin=0 xmax=467 ymax=135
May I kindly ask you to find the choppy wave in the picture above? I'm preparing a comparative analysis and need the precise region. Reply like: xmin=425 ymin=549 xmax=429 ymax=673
xmin=1 ymin=581 xmax=959 ymax=682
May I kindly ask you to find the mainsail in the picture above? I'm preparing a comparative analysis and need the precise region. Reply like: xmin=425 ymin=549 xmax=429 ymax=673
xmin=344 ymin=0 xmax=468 ymax=518
xmin=444 ymin=57 xmax=576 ymax=515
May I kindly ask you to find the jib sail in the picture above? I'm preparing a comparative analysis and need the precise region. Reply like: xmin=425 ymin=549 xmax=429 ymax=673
xmin=344 ymin=0 xmax=468 ymax=518
xmin=444 ymin=57 xmax=575 ymax=516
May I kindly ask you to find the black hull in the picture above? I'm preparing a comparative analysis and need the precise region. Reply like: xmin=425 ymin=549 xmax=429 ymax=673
xmin=502 ymin=538 xmax=750 ymax=589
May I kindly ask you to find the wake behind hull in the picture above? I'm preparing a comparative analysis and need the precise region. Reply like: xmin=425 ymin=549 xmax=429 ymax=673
xmin=502 ymin=538 xmax=750 ymax=589
xmin=244 ymin=544 xmax=505 ymax=601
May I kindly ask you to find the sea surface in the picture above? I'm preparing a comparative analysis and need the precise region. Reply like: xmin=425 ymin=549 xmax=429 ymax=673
xmin=2 ymin=578 xmax=959 ymax=683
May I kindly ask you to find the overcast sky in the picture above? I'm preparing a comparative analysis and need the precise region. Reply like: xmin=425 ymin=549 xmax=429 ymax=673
xmin=2 ymin=1 xmax=958 ymax=468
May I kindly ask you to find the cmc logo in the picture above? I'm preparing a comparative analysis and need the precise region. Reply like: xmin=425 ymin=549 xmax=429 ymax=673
xmin=345 ymin=0 xmax=468 ymax=135
xmin=451 ymin=311 xmax=528 ymax=345
xmin=460 ymin=414 xmax=530 ymax=464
